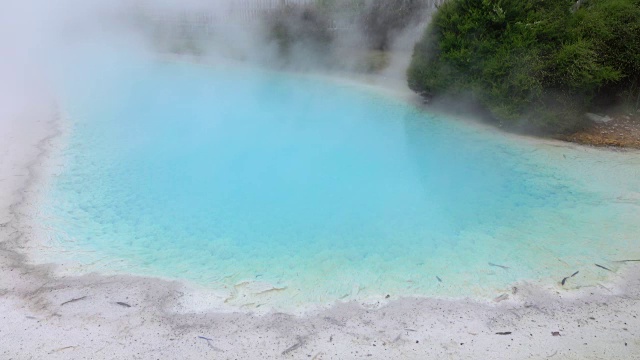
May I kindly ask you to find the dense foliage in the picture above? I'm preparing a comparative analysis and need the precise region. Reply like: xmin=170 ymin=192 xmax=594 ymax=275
xmin=266 ymin=0 xmax=429 ymax=66
xmin=360 ymin=0 xmax=430 ymax=50
xmin=268 ymin=3 xmax=334 ymax=60
xmin=407 ymin=0 xmax=640 ymax=133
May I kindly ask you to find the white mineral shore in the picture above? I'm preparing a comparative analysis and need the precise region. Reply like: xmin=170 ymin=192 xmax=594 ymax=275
xmin=1 ymin=105 xmax=639 ymax=360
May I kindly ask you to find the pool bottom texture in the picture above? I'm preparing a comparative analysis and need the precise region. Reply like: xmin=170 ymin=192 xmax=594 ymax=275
xmin=40 ymin=52 xmax=640 ymax=311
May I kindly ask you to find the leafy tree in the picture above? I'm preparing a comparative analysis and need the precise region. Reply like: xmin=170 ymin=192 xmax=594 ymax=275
xmin=408 ymin=0 xmax=640 ymax=133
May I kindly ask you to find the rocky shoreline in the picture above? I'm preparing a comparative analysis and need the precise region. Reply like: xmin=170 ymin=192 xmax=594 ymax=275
xmin=558 ymin=111 xmax=640 ymax=149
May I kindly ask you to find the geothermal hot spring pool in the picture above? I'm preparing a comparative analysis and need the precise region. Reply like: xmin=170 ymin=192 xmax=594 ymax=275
xmin=38 ymin=51 xmax=640 ymax=311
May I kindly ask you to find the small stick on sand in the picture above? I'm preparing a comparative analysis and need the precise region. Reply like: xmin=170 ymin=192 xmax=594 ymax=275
xmin=489 ymin=262 xmax=510 ymax=270
xmin=60 ymin=296 xmax=87 ymax=306
xmin=282 ymin=336 xmax=305 ymax=355
xmin=595 ymin=264 xmax=613 ymax=272
xmin=615 ymin=259 xmax=640 ymax=262
xmin=116 ymin=302 xmax=131 ymax=308
xmin=197 ymin=336 xmax=223 ymax=352
xmin=495 ymin=332 xmax=512 ymax=335
xmin=561 ymin=271 xmax=579 ymax=286
xmin=48 ymin=346 xmax=77 ymax=354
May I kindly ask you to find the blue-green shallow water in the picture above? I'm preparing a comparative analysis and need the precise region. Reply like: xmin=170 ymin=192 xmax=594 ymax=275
xmin=40 ymin=51 xmax=640 ymax=310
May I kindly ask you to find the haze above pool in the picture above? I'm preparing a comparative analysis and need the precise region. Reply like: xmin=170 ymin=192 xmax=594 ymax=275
xmin=43 ymin=54 xmax=640 ymax=310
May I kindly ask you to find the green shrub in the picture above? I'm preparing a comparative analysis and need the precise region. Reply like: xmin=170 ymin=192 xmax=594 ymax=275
xmin=360 ymin=0 xmax=429 ymax=50
xmin=408 ymin=0 xmax=640 ymax=133
xmin=265 ymin=4 xmax=334 ymax=60
xmin=264 ymin=0 xmax=431 ymax=69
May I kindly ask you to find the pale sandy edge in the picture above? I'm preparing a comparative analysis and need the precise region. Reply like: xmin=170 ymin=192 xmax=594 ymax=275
xmin=0 ymin=77 xmax=639 ymax=359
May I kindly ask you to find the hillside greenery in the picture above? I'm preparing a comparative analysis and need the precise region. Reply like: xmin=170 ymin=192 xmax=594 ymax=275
xmin=266 ymin=0 xmax=429 ymax=64
xmin=407 ymin=0 xmax=640 ymax=133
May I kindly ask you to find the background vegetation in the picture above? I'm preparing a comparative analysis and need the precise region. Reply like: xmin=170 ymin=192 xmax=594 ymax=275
xmin=407 ymin=0 xmax=640 ymax=133
xmin=266 ymin=0 xmax=430 ymax=69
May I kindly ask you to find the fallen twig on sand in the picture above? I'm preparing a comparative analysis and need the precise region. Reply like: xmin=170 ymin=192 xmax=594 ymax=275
xmin=489 ymin=262 xmax=510 ymax=270
xmin=561 ymin=271 xmax=579 ymax=286
xmin=197 ymin=336 xmax=223 ymax=352
xmin=60 ymin=296 xmax=87 ymax=306
xmin=115 ymin=302 xmax=131 ymax=308
xmin=48 ymin=346 xmax=77 ymax=354
xmin=495 ymin=332 xmax=512 ymax=335
xmin=595 ymin=264 xmax=612 ymax=272
xmin=282 ymin=336 xmax=305 ymax=355
xmin=615 ymin=259 xmax=640 ymax=262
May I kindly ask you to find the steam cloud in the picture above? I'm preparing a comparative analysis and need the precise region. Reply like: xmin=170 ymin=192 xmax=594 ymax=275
xmin=0 ymin=0 xmax=437 ymax=130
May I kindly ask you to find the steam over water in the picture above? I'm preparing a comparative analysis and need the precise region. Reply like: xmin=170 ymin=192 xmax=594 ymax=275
xmin=40 ymin=50 xmax=640 ymax=310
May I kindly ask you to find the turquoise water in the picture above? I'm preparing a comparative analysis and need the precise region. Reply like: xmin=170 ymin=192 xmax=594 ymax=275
xmin=41 ymin=52 xmax=640 ymax=310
